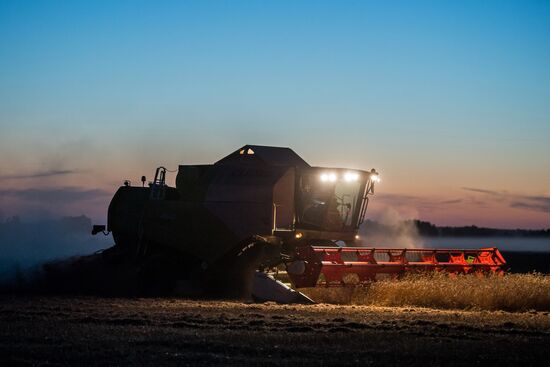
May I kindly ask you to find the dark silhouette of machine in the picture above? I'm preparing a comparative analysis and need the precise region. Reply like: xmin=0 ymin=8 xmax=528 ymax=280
xmin=93 ymin=145 xmax=506 ymax=302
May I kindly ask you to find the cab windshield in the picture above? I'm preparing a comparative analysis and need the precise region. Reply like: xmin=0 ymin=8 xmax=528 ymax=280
xmin=297 ymin=171 xmax=364 ymax=231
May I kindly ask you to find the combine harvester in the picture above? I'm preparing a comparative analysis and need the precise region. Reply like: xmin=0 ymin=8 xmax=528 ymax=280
xmin=93 ymin=145 xmax=506 ymax=303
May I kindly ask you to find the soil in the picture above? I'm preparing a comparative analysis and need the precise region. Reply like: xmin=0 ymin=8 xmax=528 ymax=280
xmin=1 ymin=296 xmax=549 ymax=366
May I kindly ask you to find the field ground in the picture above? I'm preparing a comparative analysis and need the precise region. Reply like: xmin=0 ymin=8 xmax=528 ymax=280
xmin=1 ymin=296 xmax=549 ymax=366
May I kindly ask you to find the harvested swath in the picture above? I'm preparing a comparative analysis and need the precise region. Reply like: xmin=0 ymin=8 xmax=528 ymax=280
xmin=301 ymin=273 xmax=550 ymax=312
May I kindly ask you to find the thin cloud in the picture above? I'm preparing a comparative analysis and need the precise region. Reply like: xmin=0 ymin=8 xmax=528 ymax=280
xmin=0 ymin=169 xmax=79 ymax=180
xmin=461 ymin=187 xmax=499 ymax=195
xmin=0 ymin=187 xmax=110 ymax=205
xmin=510 ymin=196 xmax=550 ymax=213
xmin=462 ymin=187 xmax=550 ymax=214
xmin=440 ymin=199 xmax=462 ymax=204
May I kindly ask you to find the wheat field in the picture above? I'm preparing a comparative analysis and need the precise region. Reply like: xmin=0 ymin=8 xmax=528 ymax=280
xmin=301 ymin=273 xmax=550 ymax=312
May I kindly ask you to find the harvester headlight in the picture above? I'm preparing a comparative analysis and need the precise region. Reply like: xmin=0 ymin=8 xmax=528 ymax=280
xmin=295 ymin=232 xmax=303 ymax=239
xmin=344 ymin=172 xmax=359 ymax=182
xmin=320 ymin=172 xmax=337 ymax=182
xmin=355 ymin=234 xmax=360 ymax=240
xmin=370 ymin=173 xmax=380 ymax=183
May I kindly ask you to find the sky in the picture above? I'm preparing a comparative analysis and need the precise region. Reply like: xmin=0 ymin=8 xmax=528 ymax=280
xmin=0 ymin=0 xmax=549 ymax=229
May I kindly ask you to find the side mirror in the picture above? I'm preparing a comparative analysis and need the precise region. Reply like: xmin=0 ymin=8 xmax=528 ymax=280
xmin=92 ymin=224 xmax=106 ymax=235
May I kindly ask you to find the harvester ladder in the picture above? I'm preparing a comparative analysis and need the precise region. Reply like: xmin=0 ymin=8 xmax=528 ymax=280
xmin=150 ymin=166 xmax=167 ymax=200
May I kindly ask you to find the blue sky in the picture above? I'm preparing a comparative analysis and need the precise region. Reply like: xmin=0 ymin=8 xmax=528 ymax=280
xmin=1 ymin=1 xmax=549 ymax=227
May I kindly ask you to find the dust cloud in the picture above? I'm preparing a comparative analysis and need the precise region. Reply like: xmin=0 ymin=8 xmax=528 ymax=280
xmin=0 ymin=215 xmax=112 ymax=282
xmin=359 ymin=207 xmax=424 ymax=248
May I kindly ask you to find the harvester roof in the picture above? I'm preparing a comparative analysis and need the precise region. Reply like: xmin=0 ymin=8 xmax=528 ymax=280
xmin=215 ymin=145 xmax=310 ymax=168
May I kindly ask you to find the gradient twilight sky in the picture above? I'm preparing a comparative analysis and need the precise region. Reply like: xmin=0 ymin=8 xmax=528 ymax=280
xmin=1 ymin=1 xmax=549 ymax=228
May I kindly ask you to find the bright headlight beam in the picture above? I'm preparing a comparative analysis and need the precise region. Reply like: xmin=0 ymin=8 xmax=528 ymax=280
xmin=370 ymin=174 xmax=380 ymax=183
xmin=344 ymin=172 xmax=359 ymax=182
xmin=321 ymin=172 xmax=337 ymax=182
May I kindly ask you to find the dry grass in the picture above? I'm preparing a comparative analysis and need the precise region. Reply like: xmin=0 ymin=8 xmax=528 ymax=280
xmin=301 ymin=273 xmax=550 ymax=312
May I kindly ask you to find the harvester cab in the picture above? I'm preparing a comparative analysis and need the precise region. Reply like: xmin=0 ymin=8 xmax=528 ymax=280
xmin=94 ymin=144 xmax=506 ymax=302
